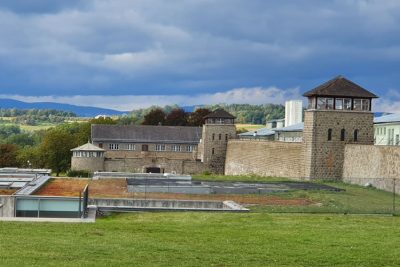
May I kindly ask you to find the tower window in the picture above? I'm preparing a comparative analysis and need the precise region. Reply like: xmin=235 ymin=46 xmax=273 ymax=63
xmin=340 ymin=129 xmax=346 ymax=141
xmin=354 ymin=130 xmax=359 ymax=142
xmin=225 ymin=134 xmax=228 ymax=141
xmin=212 ymin=148 xmax=215 ymax=155
xmin=218 ymin=134 xmax=222 ymax=140
xmin=328 ymin=129 xmax=332 ymax=141
xmin=212 ymin=133 xmax=215 ymax=141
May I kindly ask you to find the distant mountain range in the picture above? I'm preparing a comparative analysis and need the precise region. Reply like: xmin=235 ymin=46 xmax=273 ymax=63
xmin=0 ymin=98 xmax=127 ymax=117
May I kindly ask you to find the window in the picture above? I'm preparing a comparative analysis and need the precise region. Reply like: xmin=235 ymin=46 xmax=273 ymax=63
xmin=328 ymin=129 xmax=332 ymax=141
xmin=109 ymin=143 xmax=119 ymax=150
xmin=142 ymin=144 xmax=148 ymax=151
xmin=212 ymin=148 xmax=215 ymax=155
xmin=354 ymin=129 xmax=359 ymax=142
xmin=225 ymin=134 xmax=229 ymax=141
xmin=353 ymin=99 xmax=362 ymax=110
xmin=212 ymin=133 xmax=215 ymax=141
xmin=317 ymin=98 xmax=327 ymax=109
xmin=218 ymin=134 xmax=222 ymax=140
xmin=155 ymin=144 xmax=166 ymax=151
xmin=172 ymin=145 xmax=181 ymax=152
xmin=317 ymin=97 xmax=334 ymax=109
xmin=361 ymin=99 xmax=370 ymax=111
xmin=343 ymin=98 xmax=352 ymax=110
xmin=98 ymin=143 xmax=103 ymax=148
xmin=186 ymin=145 xmax=194 ymax=152
xmin=326 ymin=98 xmax=334 ymax=109
xmin=341 ymin=129 xmax=346 ymax=141
xmin=396 ymin=135 xmax=399 ymax=146
xmin=353 ymin=99 xmax=369 ymax=111
xmin=127 ymin=144 xmax=135 ymax=150
xmin=335 ymin=98 xmax=343 ymax=110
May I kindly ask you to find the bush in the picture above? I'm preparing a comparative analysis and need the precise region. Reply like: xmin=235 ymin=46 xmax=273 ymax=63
xmin=66 ymin=169 xmax=91 ymax=178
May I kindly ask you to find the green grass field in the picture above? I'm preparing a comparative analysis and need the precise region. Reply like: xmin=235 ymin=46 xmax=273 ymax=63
xmin=0 ymin=213 xmax=399 ymax=266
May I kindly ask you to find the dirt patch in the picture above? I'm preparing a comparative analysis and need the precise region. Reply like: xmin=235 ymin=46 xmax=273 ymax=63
xmin=0 ymin=189 xmax=16 ymax=195
xmin=34 ymin=178 xmax=313 ymax=206
xmin=34 ymin=178 xmax=130 ymax=198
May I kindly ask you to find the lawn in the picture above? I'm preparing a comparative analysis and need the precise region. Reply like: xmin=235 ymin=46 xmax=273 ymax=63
xmin=0 ymin=212 xmax=399 ymax=266
xmin=193 ymin=175 xmax=400 ymax=214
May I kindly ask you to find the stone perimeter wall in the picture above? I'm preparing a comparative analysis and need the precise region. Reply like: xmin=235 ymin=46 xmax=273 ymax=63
xmin=225 ymin=140 xmax=304 ymax=178
xmin=343 ymin=144 xmax=400 ymax=192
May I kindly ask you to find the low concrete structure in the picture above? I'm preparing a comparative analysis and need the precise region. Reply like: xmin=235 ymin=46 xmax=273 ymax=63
xmin=91 ymin=198 xmax=249 ymax=212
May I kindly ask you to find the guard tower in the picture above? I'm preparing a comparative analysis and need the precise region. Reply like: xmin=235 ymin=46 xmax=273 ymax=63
xmin=302 ymin=76 xmax=378 ymax=180
xmin=200 ymin=109 xmax=236 ymax=173
xmin=71 ymin=142 xmax=105 ymax=172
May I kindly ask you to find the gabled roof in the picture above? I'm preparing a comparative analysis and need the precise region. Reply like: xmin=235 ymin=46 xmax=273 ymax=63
xmin=71 ymin=142 xmax=105 ymax=152
xmin=303 ymin=76 xmax=378 ymax=98
xmin=91 ymin=125 xmax=202 ymax=144
xmin=203 ymin=108 xmax=236 ymax=119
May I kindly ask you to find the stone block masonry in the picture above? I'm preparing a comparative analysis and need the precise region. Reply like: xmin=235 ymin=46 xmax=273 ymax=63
xmin=343 ymin=144 xmax=400 ymax=193
xmin=225 ymin=140 xmax=304 ymax=178
xmin=303 ymin=110 xmax=374 ymax=180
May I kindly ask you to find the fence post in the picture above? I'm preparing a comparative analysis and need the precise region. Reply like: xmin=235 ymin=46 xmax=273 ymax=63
xmin=393 ymin=179 xmax=396 ymax=216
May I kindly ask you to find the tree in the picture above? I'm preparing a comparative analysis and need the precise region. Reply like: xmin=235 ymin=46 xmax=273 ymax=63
xmin=188 ymin=108 xmax=212 ymax=126
xmin=39 ymin=129 xmax=76 ymax=176
xmin=0 ymin=144 xmax=19 ymax=167
xmin=165 ymin=108 xmax=188 ymax=126
xmin=142 ymin=108 xmax=166 ymax=125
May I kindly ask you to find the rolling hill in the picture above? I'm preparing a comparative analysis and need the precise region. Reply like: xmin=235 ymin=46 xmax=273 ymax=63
xmin=0 ymin=98 xmax=127 ymax=117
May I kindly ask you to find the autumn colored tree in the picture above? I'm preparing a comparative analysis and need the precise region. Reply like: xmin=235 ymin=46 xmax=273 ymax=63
xmin=188 ymin=108 xmax=212 ymax=126
xmin=142 ymin=108 xmax=166 ymax=125
xmin=165 ymin=108 xmax=188 ymax=126
xmin=0 ymin=144 xmax=19 ymax=167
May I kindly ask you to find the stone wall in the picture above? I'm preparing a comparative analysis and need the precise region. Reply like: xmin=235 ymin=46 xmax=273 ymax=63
xmin=71 ymin=157 xmax=104 ymax=172
xmin=343 ymin=144 xmax=400 ymax=193
xmin=104 ymin=156 xmax=207 ymax=174
xmin=225 ymin=140 xmax=304 ymax=178
xmin=303 ymin=110 xmax=374 ymax=180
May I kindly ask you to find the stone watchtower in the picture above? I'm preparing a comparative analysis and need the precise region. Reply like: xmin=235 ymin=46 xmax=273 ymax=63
xmin=71 ymin=142 xmax=105 ymax=172
xmin=200 ymin=109 xmax=236 ymax=174
xmin=302 ymin=76 xmax=378 ymax=180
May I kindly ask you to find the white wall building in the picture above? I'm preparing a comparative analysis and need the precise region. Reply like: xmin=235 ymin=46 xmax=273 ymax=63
xmin=285 ymin=100 xmax=303 ymax=127
xmin=374 ymin=114 xmax=400 ymax=146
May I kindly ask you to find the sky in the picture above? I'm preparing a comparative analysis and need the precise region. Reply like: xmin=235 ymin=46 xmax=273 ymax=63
xmin=0 ymin=0 xmax=400 ymax=111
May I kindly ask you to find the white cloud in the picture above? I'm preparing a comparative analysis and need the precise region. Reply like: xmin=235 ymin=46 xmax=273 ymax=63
xmin=0 ymin=86 xmax=302 ymax=111
xmin=374 ymin=89 xmax=400 ymax=113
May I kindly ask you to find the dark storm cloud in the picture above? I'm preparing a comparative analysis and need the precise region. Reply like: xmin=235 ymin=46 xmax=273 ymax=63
xmin=0 ymin=0 xmax=399 ymax=101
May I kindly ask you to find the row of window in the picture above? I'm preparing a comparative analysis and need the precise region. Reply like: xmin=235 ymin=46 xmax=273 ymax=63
xmin=315 ymin=97 xmax=370 ymax=111
xmin=212 ymin=133 xmax=229 ymax=141
xmin=206 ymin=118 xmax=234 ymax=124
xmin=106 ymin=143 xmax=196 ymax=152
xmin=327 ymin=128 xmax=359 ymax=142
xmin=73 ymin=151 xmax=104 ymax=158
xmin=376 ymin=127 xmax=386 ymax=136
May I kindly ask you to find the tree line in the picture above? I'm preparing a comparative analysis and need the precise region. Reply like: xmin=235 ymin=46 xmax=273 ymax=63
xmin=131 ymin=104 xmax=285 ymax=125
